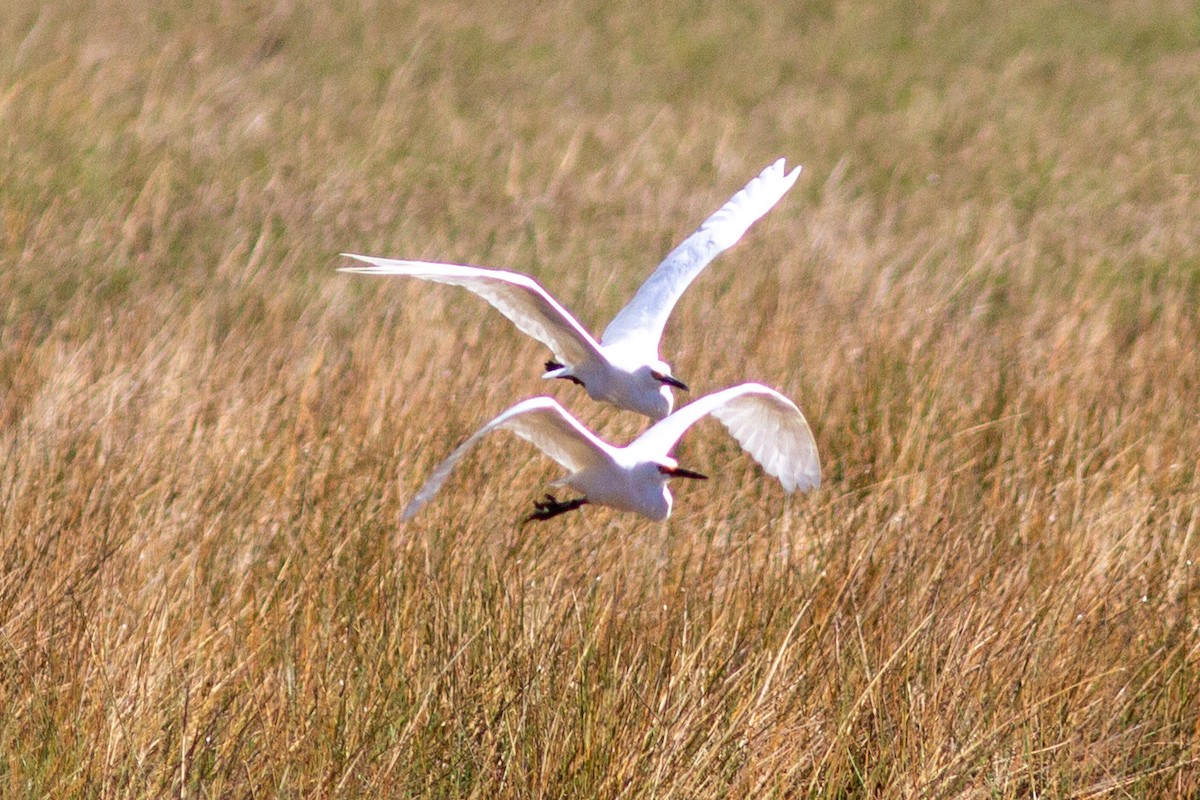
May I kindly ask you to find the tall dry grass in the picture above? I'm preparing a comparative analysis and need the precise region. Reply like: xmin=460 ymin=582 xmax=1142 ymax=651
xmin=2 ymin=0 xmax=1199 ymax=796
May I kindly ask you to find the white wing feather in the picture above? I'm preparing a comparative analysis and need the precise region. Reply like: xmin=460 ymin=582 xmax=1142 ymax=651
xmin=340 ymin=254 xmax=604 ymax=368
xmin=401 ymin=397 xmax=616 ymax=521
xmin=628 ymin=383 xmax=820 ymax=493
xmin=600 ymin=159 xmax=802 ymax=353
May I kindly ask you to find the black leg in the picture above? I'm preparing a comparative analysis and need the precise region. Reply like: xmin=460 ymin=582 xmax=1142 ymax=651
xmin=544 ymin=360 xmax=584 ymax=387
xmin=523 ymin=494 xmax=589 ymax=523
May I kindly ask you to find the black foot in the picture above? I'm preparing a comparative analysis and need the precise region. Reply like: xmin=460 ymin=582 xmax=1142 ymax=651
xmin=544 ymin=360 xmax=584 ymax=387
xmin=523 ymin=493 xmax=588 ymax=523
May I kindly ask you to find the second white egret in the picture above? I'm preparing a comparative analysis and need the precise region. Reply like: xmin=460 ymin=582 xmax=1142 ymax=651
xmin=401 ymin=382 xmax=821 ymax=523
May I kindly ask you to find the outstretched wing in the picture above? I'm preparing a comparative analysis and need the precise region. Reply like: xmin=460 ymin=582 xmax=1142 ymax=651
xmin=629 ymin=383 xmax=820 ymax=493
xmin=402 ymin=397 xmax=616 ymax=521
xmin=340 ymin=254 xmax=605 ymax=368
xmin=599 ymin=159 xmax=802 ymax=354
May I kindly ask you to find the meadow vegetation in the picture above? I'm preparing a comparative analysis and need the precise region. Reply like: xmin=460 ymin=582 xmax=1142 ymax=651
xmin=2 ymin=0 xmax=1199 ymax=796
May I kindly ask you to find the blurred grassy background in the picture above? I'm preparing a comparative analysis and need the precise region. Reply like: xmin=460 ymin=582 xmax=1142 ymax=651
xmin=2 ymin=0 xmax=1199 ymax=796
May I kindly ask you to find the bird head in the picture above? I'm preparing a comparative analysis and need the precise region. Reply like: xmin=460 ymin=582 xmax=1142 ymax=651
xmin=633 ymin=457 xmax=706 ymax=522
xmin=639 ymin=360 xmax=688 ymax=420
xmin=648 ymin=360 xmax=689 ymax=392
xmin=656 ymin=458 xmax=708 ymax=482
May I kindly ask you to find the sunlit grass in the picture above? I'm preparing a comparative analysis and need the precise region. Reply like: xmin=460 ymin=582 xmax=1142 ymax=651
xmin=2 ymin=0 xmax=1199 ymax=796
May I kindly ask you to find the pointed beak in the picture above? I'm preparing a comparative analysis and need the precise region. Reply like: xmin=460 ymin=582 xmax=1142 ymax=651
xmin=658 ymin=374 xmax=689 ymax=392
xmin=658 ymin=465 xmax=708 ymax=481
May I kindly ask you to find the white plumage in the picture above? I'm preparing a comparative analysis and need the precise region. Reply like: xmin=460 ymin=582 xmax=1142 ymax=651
xmin=341 ymin=158 xmax=801 ymax=420
xmin=402 ymin=383 xmax=820 ymax=523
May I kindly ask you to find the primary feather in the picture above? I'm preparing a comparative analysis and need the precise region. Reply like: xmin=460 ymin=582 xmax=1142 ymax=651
xmin=338 ymin=257 xmax=604 ymax=368
xmin=599 ymin=158 xmax=802 ymax=354
xmin=400 ymin=397 xmax=614 ymax=521
xmin=630 ymin=383 xmax=820 ymax=493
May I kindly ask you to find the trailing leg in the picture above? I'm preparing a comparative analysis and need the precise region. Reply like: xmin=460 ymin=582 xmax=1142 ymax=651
xmin=523 ymin=493 xmax=588 ymax=523
xmin=544 ymin=360 xmax=584 ymax=387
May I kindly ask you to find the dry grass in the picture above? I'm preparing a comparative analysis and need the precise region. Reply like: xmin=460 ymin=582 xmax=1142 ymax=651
xmin=3 ymin=0 xmax=1200 ymax=796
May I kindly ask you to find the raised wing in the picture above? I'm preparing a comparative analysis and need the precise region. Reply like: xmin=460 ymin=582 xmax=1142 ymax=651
xmin=629 ymin=383 xmax=820 ymax=493
xmin=402 ymin=397 xmax=616 ymax=521
xmin=340 ymin=254 xmax=605 ymax=368
xmin=600 ymin=159 xmax=802 ymax=353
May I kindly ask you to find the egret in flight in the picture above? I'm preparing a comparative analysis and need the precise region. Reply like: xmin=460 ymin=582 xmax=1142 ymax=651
xmin=401 ymin=383 xmax=820 ymax=523
xmin=340 ymin=158 xmax=801 ymax=420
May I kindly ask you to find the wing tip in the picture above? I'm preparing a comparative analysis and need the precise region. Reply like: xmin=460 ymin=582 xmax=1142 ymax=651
xmin=759 ymin=158 xmax=802 ymax=192
xmin=337 ymin=252 xmax=375 ymax=272
xmin=781 ymin=468 xmax=821 ymax=494
xmin=400 ymin=501 xmax=422 ymax=522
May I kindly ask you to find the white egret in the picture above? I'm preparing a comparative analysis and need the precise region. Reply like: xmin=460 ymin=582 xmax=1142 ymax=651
xmin=340 ymin=158 xmax=801 ymax=420
xmin=401 ymin=383 xmax=820 ymax=523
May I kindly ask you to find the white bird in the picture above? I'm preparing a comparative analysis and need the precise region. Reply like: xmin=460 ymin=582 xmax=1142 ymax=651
xmin=401 ymin=383 xmax=820 ymax=523
xmin=340 ymin=158 xmax=802 ymax=420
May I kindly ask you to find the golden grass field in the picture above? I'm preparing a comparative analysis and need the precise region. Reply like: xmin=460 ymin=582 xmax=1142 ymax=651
xmin=3 ymin=0 xmax=1200 ymax=796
